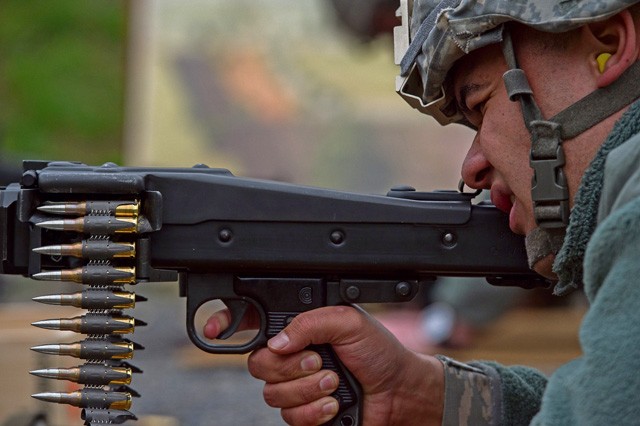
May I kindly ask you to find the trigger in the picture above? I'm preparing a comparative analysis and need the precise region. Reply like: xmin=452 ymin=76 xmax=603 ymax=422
xmin=217 ymin=300 xmax=250 ymax=340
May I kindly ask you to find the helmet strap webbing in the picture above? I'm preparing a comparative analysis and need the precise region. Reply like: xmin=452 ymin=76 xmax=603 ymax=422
xmin=500 ymin=27 xmax=640 ymax=229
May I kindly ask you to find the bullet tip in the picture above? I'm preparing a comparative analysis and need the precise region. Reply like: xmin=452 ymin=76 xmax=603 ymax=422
xmin=30 ymin=369 xmax=60 ymax=380
xmin=31 ymin=319 xmax=60 ymax=330
xmin=32 ymin=246 xmax=58 ymax=255
xmin=31 ymin=392 xmax=60 ymax=403
xmin=30 ymin=344 xmax=54 ymax=354
xmin=37 ymin=204 xmax=67 ymax=215
xmin=31 ymin=271 xmax=62 ymax=281
xmin=35 ymin=220 xmax=67 ymax=231
xmin=32 ymin=295 xmax=57 ymax=305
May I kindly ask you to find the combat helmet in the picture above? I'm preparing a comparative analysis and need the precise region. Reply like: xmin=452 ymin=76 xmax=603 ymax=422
xmin=395 ymin=0 xmax=640 ymax=229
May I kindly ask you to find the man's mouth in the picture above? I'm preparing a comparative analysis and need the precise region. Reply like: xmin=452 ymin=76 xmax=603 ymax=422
xmin=490 ymin=189 xmax=513 ymax=215
xmin=491 ymin=189 xmax=521 ymax=233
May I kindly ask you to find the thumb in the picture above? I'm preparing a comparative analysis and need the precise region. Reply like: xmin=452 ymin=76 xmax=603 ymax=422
xmin=267 ymin=305 xmax=367 ymax=354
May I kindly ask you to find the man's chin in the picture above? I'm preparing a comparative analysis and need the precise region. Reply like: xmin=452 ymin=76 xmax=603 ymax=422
xmin=524 ymin=226 xmax=565 ymax=281
xmin=532 ymin=253 xmax=558 ymax=281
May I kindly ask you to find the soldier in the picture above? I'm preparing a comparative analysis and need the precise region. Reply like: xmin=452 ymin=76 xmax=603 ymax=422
xmin=206 ymin=1 xmax=640 ymax=424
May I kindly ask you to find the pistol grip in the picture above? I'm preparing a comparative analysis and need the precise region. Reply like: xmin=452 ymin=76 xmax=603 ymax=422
xmin=234 ymin=277 xmax=363 ymax=425
xmin=183 ymin=274 xmax=364 ymax=424
xmin=312 ymin=344 xmax=362 ymax=426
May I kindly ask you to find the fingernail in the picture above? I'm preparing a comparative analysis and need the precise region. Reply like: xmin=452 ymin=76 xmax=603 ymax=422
xmin=300 ymin=354 xmax=321 ymax=372
xmin=268 ymin=332 xmax=290 ymax=350
xmin=319 ymin=374 xmax=337 ymax=392
xmin=322 ymin=399 xmax=339 ymax=416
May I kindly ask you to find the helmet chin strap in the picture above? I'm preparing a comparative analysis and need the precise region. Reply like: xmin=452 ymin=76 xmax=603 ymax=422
xmin=501 ymin=28 xmax=569 ymax=229
xmin=524 ymin=226 xmax=566 ymax=270
xmin=499 ymin=26 xmax=640 ymax=269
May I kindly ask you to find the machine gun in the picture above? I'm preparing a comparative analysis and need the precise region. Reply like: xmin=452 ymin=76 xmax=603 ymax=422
xmin=0 ymin=161 xmax=546 ymax=425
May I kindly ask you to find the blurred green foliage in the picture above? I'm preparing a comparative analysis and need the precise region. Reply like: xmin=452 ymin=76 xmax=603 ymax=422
xmin=0 ymin=0 xmax=126 ymax=165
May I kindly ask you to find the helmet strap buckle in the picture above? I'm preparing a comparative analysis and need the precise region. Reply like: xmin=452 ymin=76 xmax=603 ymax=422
xmin=529 ymin=120 xmax=570 ymax=228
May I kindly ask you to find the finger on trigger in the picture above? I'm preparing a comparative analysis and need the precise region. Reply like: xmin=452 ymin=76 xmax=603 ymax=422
xmin=203 ymin=309 xmax=231 ymax=339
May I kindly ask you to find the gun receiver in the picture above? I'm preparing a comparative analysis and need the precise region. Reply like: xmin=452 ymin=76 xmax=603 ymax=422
xmin=1 ymin=161 xmax=546 ymax=426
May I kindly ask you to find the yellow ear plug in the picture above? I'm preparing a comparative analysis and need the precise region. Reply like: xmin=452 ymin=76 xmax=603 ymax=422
xmin=597 ymin=53 xmax=612 ymax=73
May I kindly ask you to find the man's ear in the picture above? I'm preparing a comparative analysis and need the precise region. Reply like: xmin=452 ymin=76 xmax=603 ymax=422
xmin=587 ymin=9 xmax=639 ymax=88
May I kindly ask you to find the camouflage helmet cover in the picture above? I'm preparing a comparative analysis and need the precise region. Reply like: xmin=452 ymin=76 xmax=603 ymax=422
xmin=398 ymin=0 xmax=640 ymax=125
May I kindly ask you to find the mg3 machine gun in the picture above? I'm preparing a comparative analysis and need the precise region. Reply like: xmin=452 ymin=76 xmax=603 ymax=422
xmin=0 ymin=161 xmax=547 ymax=425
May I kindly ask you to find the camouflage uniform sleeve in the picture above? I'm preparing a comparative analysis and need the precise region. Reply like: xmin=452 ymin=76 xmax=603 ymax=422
xmin=436 ymin=355 xmax=503 ymax=426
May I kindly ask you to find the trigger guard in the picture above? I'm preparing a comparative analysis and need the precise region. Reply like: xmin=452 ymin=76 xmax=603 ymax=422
xmin=187 ymin=295 xmax=267 ymax=354
xmin=217 ymin=300 xmax=250 ymax=340
xmin=184 ymin=274 xmax=268 ymax=354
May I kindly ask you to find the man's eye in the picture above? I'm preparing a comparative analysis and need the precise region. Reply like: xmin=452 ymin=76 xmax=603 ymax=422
xmin=463 ymin=101 xmax=485 ymax=127
xmin=470 ymin=101 xmax=486 ymax=115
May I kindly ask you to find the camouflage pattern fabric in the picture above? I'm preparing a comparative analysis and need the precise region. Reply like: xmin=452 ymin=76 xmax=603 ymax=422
xmin=401 ymin=0 xmax=639 ymax=122
xmin=436 ymin=355 xmax=502 ymax=426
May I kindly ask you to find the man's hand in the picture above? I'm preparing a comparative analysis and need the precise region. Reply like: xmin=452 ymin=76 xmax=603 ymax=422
xmin=205 ymin=306 xmax=445 ymax=426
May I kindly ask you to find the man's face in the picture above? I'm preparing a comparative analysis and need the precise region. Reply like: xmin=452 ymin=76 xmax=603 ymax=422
xmin=451 ymin=34 xmax=605 ymax=277
xmin=452 ymin=45 xmax=536 ymax=236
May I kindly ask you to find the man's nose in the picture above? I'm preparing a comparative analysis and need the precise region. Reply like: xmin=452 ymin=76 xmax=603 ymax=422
xmin=461 ymin=138 xmax=492 ymax=190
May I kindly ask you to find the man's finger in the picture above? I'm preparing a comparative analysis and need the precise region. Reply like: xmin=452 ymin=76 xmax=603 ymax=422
xmin=267 ymin=306 xmax=372 ymax=354
xmin=280 ymin=396 xmax=339 ymax=426
xmin=262 ymin=370 xmax=339 ymax=408
xmin=248 ymin=348 xmax=322 ymax=383
xmin=203 ymin=305 xmax=261 ymax=339
xmin=203 ymin=309 xmax=231 ymax=339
